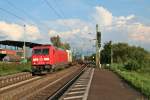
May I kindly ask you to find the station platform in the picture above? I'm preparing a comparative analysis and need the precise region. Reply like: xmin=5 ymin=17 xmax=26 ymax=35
xmin=88 ymin=68 xmax=144 ymax=100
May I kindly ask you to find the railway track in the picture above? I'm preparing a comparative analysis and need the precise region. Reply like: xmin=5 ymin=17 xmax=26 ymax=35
xmin=0 ymin=64 xmax=85 ymax=100
xmin=49 ymin=67 xmax=94 ymax=100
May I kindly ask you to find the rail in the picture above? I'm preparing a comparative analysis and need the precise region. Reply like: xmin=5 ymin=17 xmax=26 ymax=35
xmin=48 ymin=65 xmax=87 ymax=100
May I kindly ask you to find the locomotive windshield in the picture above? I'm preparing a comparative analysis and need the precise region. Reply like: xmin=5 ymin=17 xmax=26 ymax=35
xmin=33 ymin=48 xmax=49 ymax=55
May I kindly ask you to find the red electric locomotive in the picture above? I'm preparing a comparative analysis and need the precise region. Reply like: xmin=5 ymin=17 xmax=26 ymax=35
xmin=31 ymin=45 xmax=69 ymax=74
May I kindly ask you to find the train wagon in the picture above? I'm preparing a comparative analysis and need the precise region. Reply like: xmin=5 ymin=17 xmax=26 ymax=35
xmin=31 ymin=45 xmax=71 ymax=74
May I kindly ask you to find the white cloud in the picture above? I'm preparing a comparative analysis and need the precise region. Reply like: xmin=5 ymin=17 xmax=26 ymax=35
xmin=128 ymin=23 xmax=150 ymax=42
xmin=47 ymin=19 xmax=94 ymax=41
xmin=0 ymin=21 xmax=23 ymax=40
xmin=93 ymin=6 xmax=150 ymax=44
xmin=46 ymin=6 xmax=150 ymax=50
xmin=1 ymin=6 xmax=149 ymax=51
xmin=93 ymin=6 xmax=113 ymax=26
xmin=48 ymin=26 xmax=92 ymax=40
xmin=26 ymin=25 xmax=42 ymax=41
xmin=47 ymin=19 xmax=95 ymax=50
xmin=0 ymin=21 xmax=42 ymax=41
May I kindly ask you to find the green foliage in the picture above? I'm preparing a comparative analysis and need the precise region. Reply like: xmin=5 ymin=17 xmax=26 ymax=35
xmin=112 ymin=43 xmax=129 ymax=63
xmin=50 ymin=35 xmax=61 ymax=47
xmin=60 ymin=42 xmax=70 ymax=50
xmin=112 ymin=43 xmax=149 ymax=64
xmin=111 ymin=64 xmax=150 ymax=98
xmin=0 ymin=62 xmax=31 ymax=76
xmin=101 ymin=42 xmax=150 ymax=71
xmin=100 ymin=41 xmax=112 ymax=64
xmin=50 ymin=35 xmax=70 ymax=50
xmin=124 ymin=60 xmax=141 ymax=71
xmin=108 ymin=42 xmax=150 ymax=98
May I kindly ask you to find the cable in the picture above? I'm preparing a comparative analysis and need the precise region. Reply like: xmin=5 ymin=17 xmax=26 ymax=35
xmin=4 ymin=0 xmax=50 ymax=29
xmin=53 ymin=0 xmax=66 ymax=18
xmin=43 ymin=0 xmax=75 ymax=38
xmin=0 ymin=7 xmax=24 ymax=22
xmin=44 ymin=0 xmax=63 ymax=18
xmin=44 ymin=0 xmax=92 ymax=51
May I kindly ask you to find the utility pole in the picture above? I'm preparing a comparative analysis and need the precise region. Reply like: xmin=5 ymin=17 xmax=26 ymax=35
xmin=96 ymin=24 xmax=101 ymax=68
xmin=23 ymin=25 xmax=26 ymax=61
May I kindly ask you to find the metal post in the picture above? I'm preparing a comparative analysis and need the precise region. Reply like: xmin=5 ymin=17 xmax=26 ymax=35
xmin=110 ymin=41 xmax=113 ymax=65
xmin=23 ymin=25 xmax=26 ymax=60
xmin=96 ymin=39 xmax=99 ymax=68
xmin=96 ymin=24 xmax=101 ymax=68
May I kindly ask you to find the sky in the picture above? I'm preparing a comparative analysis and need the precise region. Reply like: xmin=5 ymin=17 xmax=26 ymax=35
xmin=0 ymin=0 xmax=150 ymax=54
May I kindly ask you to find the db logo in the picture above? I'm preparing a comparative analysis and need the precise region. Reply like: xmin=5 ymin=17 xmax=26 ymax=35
xmin=39 ymin=58 xmax=43 ymax=61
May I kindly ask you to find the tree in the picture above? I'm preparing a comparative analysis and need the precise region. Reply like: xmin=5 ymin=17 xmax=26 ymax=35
xmin=50 ymin=35 xmax=71 ymax=50
xmin=100 ymin=41 xmax=111 ymax=64
xmin=50 ymin=35 xmax=61 ymax=47
xmin=60 ymin=43 xmax=70 ymax=50
xmin=101 ymin=42 xmax=150 ymax=70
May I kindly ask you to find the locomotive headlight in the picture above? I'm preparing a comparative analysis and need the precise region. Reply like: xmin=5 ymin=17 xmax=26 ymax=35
xmin=33 ymin=58 xmax=38 ymax=61
xmin=44 ymin=58 xmax=49 ymax=61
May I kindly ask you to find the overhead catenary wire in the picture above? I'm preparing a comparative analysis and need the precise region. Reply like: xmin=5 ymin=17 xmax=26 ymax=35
xmin=44 ymin=0 xmax=63 ymax=19
xmin=44 ymin=0 xmax=93 ymax=53
xmin=0 ymin=7 xmax=24 ymax=22
xmin=4 ymin=0 xmax=50 ymax=30
xmin=53 ymin=0 xmax=66 ymax=18
xmin=43 ymin=0 xmax=76 ymax=39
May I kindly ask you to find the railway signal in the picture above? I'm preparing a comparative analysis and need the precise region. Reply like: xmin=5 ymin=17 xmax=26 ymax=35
xmin=97 ymin=31 xmax=101 ymax=48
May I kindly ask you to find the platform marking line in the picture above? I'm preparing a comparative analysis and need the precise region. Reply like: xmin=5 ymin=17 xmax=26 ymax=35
xmin=63 ymin=96 xmax=83 ymax=100
xmin=70 ymin=87 xmax=86 ymax=91
xmin=79 ymin=79 xmax=88 ymax=81
xmin=83 ymin=68 xmax=94 ymax=100
xmin=75 ymin=83 xmax=87 ymax=85
xmin=74 ymin=84 xmax=87 ymax=87
xmin=78 ymin=80 xmax=87 ymax=82
xmin=61 ymin=68 xmax=94 ymax=100
xmin=67 ymin=91 xmax=85 ymax=95
xmin=76 ymin=82 xmax=87 ymax=84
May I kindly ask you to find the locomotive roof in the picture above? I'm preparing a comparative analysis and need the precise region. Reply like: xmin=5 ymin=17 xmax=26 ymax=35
xmin=0 ymin=40 xmax=42 ymax=48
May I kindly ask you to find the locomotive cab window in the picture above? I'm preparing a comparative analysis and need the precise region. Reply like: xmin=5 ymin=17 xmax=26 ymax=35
xmin=42 ymin=48 xmax=49 ymax=55
xmin=33 ymin=48 xmax=49 ymax=55
xmin=33 ymin=49 xmax=42 ymax=54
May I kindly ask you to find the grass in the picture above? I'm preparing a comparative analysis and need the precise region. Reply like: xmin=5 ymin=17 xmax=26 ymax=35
xmin=0 ymin=62 xmax=31 ymax=76
xmin=110 ymin=64 xmax=150 ymax=98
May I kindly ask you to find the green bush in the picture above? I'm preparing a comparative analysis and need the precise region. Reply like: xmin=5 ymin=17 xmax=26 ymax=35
xmin=111 ymin=64 xmax=150 ymax=98
xmin=0 ymin=62 xmax=31 ymax=76
xmin=124 ymin=60 xmax=141 ymax=71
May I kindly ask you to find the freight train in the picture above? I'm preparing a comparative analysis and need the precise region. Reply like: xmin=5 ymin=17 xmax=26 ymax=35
xmin=31 ymin=45 xmax=72 ymax=74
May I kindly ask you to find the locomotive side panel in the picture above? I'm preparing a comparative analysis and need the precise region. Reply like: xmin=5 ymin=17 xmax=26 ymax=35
xmin=31 ymin=45 xmax=71 ymax=74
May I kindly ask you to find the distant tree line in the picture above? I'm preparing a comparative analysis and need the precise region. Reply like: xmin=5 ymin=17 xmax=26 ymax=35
xmin=100 ymin=41 xmax=150 ymax=71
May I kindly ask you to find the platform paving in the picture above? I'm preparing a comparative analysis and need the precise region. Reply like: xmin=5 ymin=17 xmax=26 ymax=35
xmin=88 ymin=68 xmax=145 ymax=100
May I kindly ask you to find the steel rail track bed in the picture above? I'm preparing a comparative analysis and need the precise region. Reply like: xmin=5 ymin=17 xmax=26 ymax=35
xmin=48 ymin=65 xmax=94 ymax=100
